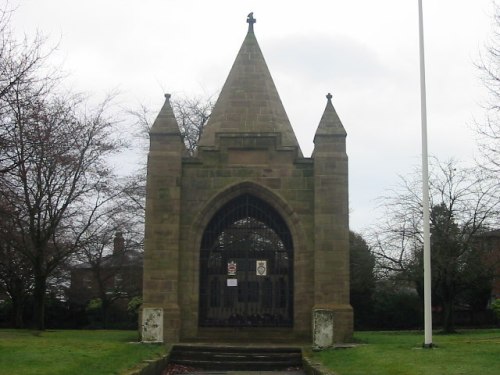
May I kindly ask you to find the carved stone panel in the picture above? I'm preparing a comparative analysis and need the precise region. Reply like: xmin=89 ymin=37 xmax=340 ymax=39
xmin=142 ymin=308 xmax=163 ymax=343
xmin=313 ymin=309 xmax=334 ymax=349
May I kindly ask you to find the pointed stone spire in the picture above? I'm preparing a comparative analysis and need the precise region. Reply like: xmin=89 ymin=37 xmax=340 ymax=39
xmin=150 ymin=94 xmax=181 ymax=136
xmin=199 ymin=14 xmax=302 ymax=156
xmin=314 ymin=93 xmax=347 ymax=142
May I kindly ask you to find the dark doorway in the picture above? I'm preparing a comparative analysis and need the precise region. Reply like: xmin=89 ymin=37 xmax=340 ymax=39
xmin=199 ymin=194 xmax=293 ymax=327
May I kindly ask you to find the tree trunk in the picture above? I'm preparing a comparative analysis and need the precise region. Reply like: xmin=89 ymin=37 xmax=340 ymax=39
xmin=441 ymin=299 xmax=456 ymax=333
xmin=101 ymin=298 xmax=109 ymax=329
xmin=11 ymin=278 xmax=25 ymax=328
xmin=11 ymin=297 xmax=24 ymax=328
xmin=33 ymin=274 xmax=47 ymax=330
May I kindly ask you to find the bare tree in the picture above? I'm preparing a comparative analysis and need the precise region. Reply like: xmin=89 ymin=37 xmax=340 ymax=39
xmin=71 ymin=209 xmax=143 ymax=327
xmin=0 ymin=83 xmax=122 ymax=329
xmin=0 ymin=7 xmax=50 ymax=100
xmin=129 ymin=93 xmax=216 ymax=156
xmin=371 ymin=158 xmax=499 ymax=332
xmin=0 ymin=206 xmax=32 ymax=327
xmin=121 ymin=93 xmax=216 ymax=249
xmin=171 ymin=95 xmax=214 ymax=156
xmin=0 ymin=6 xmax=57 ymax=174
xmin=0 ymin=4 xmax=135 ymax=330
xmin=476 ymin=3 xmax=500 ymax=175
xmin=350 ymin=231 xmax=376 ymax=329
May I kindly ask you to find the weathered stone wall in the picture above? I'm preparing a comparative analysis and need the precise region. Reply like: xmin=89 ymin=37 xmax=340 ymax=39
xmin=312 ymin=136 xmax=352 ymax=343
xmin=143 ymin=130 xmax=353 ymax=343
xmin=178 ymin=135 xmax=315 ymax=340
xmin=143 ymin=133 xmax=184 ymax=342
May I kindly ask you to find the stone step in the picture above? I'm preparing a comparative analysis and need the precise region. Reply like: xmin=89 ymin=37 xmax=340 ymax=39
xmin=169 ymin=345 xmax=303 ymax=371
xmin=193 ymin=329 xmax=299 ymax=343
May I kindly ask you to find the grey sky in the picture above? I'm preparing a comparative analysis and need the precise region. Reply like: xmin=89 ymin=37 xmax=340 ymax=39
xmin=9 ymin=0 xmax=496 ymax=231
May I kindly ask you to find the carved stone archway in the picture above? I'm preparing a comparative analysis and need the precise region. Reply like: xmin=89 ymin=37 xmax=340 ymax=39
xmin=199 ymin=193 xmax=294 ymax=327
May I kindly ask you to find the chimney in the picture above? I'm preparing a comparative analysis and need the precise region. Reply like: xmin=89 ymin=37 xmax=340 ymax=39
xmin=113 ymin=231 xmax=125 ymax=254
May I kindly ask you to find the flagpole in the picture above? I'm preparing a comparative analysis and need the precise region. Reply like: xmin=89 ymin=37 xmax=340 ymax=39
xmin=418 ymin=0 xmax=433 ymax=348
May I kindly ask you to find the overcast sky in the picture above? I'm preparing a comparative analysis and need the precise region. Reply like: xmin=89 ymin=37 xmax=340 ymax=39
xmin=9 ymin=0 xmax=497 ymax=232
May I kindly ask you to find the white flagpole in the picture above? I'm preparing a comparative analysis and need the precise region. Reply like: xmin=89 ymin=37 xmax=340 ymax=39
xmin=418 ymin=0 xmax=433 ymax=348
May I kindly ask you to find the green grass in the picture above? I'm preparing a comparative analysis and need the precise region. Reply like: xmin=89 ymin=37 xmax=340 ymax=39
xmin=0 ymin=329 xmax=166 ymax=375
xmin=311 ymin=329 xmax=500 ymax=375
xmin=2 ymin=329 xmax=499 ymax=375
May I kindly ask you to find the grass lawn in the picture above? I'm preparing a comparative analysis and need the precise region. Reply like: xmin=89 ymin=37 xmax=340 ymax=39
xmin=311 ymin=329 xmax=500 ymax=375
xmin=0 ymin=329 xmax=166 ymax=375
xmin=2 ymin=329 xmax=499 ymax=375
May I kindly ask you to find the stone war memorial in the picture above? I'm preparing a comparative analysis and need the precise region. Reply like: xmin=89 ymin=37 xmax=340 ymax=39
xmin=142 ymin=13 xmax=353 ymax=347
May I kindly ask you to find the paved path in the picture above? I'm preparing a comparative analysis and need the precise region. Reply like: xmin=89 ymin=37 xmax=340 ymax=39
xmin=184 ymin=372 xmax=306 ymax=375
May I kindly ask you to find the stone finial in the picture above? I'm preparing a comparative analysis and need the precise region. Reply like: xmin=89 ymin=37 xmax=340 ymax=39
xmin=247 ymin=12 xmax=256 ymax=33
xmin=314 ymin=91 xmax=347 ymax=141
xmin=150 ymin=92 xmax=182 ymax=137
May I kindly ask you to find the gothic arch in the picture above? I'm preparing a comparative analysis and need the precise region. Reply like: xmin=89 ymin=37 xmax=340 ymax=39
xmin=186 ymin=181 xmax=309 ymax=329
xmin=199 ymin=193 xmax=293 ymax=326
xmin=190 ymin=181 xmax=307 ymax=260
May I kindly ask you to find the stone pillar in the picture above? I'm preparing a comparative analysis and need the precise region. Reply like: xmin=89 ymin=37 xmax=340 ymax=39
xmin=142 ymin=95 xmax=184 ymax=343
xmin=312 ymin=96 xmax=353 ymax=344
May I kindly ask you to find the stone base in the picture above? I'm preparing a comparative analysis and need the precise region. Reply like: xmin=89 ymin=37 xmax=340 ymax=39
xmin=141 ymin=308 xmax=163 ymax=343
xmin=312 ymin=304 xmax=353 ymax=348
xmin=163 ymin=305 xmax=181 ymax=343
xmin=313 ymin=309 xmax=334 ymax=348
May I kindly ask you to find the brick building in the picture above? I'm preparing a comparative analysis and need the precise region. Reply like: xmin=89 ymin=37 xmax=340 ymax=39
xmin=69 ymin=232 xmax=143 ymax=315
xmin=478 ymin=229 xmax=500 ymax=301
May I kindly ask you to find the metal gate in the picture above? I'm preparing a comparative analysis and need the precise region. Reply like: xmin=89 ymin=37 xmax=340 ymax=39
xmin=199 ymin=194 xmax=293 ymax=327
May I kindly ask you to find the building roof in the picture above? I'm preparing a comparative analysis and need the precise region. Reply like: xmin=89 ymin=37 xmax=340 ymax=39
xmin=198 ymin=14 xmax=302 ymax=155
xmin=73 ymin=250 xmax=143 ymax=270
xmin=477 ymin=229 xmax=500 ymax=238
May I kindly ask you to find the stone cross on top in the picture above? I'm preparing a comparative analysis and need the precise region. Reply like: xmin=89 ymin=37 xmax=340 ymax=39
xmin=247 ymin=12 xmax=256 ymax=32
